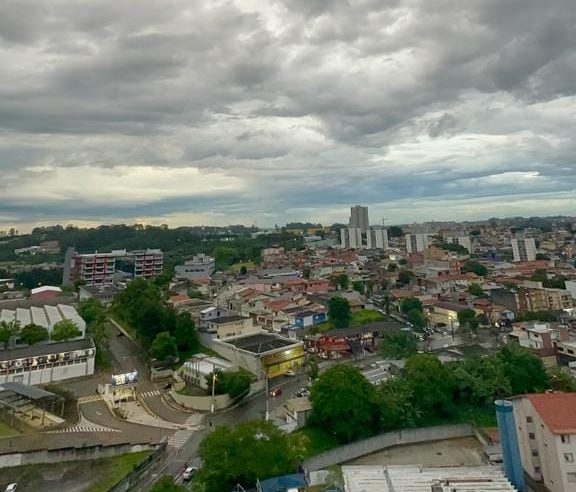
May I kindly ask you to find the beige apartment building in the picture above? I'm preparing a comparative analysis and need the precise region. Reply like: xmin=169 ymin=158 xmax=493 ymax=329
xmin=512 ymin=393 xmax=576 ymax=492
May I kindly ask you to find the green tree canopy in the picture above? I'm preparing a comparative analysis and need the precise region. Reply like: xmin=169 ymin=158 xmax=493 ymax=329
xmin=400 ymin=297 xmax=423 ymax=315
xmin=173 ymin=312 xmax=197 ymax=352
xmin=20 ymin=324 xmax=49 ymax=346
xmin=406 ymin=309 xmax=426 ymax=331
xmin=496 ymin=344 xmax=549 ymax=394
xmin=388 ymin=226 xmax=403 ymax=238
xmin=404 ymin=354 xmax=456 ymax=419
xmin=397 ymin=270 xmax=414 ymax=285
xmin=328 ymin=296 xmax=352 ymax=329
xmin=309 ymin=365 xmax=378 ymax=443
xmin=0 ymin=320 xmax=20 ymax=349
xmin=379 ymin=329 xmax=417 ymax=359
xmin=468 ymin=283 xmax=487 ymax=298
xmin=376 ymin=377 xmax=420 ymax=431
xmin=51 ymin=319 xmax=81 ymax=341
xmin=195 ymin=420 xmax=307 ymax=492
xmin=352 ymin=280 xmax=365 ymax=294
xmin=330 ymin=273 xmax=349 ymax=290
xmin=457 ymin=308 xmax=478 ymax=335
xmin=149 ymin=331 xmax=178 ymax=363
xmin=207 ymin=369 xmax=252 ymax=400
xmin=150 ymin=476 xmax=185 ymax=492
xmin=452 ymin=356 xmax=512 ymax=406
xmin=78 ymin=298 xmax=107 ymax=325
xmin=462 ymin=261 xmax=488 ymax=276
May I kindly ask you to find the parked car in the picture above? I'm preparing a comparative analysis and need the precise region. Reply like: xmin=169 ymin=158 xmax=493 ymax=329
xmin=183 ymin=466 xmax=197 ymax=481
xmin=270 ymin=387 xmax=282 ymax=397
xmin=285 ymin=369 xmax=296 ymax=377
xmin=162 ymin=382 xmax=172 ymax=390
xmin=5 ymin=484 xmax=18 ymax=492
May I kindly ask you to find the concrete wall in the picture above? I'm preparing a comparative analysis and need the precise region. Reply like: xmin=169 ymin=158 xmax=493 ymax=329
xmin=303 ymin=424 xmax=475 ymax=471
xmin=170 ymin=388 xmax=231 ymax=411
xmin=0 ymin=358 xmax=95 ymax=385
xmin=201 ymin=335 xmax=260 ymax=375
xmin=0 ymin=442 xmax=159 ymax=469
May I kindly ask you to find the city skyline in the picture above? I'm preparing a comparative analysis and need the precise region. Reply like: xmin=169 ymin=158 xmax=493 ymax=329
xmin=1 ymin=0 xmax=576 ymax=231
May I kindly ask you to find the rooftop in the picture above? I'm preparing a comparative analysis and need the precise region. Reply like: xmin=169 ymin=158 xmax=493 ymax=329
xmin=342 ymin=465 xmax=516 ymax=492
xmin=0 ymin=338 xmax=94 ymax=362
xmin=526 ymin=392 xmax=576 ymax=434
xmin=222 ymin=332 xmax=301 ymax=354
xmin=208 ymin=315 xmax=250 ymax=325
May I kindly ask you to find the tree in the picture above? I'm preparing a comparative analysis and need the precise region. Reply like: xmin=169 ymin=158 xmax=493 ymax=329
xmin=438 ymin=242 xmax=468 ymax=255
xmin=453 ymin=356 xmax=512 ymax=406
xmin=462 ymin=261 xmax=488 ymax=276
xmin=400 ymin=297 xmax=423 ymax=315
xmin=376 ymin=377 xmax=420 ymax=431
xmin=397 ymin=270 xmax=413 ymax=285
xmin=468 ymin=283 xmax=487 ymax=298
xmin=388 ymin=226 xmax=403 ymax=238
xmin=303 ymin=357 xmax=319 ymax=380
xmin=20 ymin=324 xmax=49 ymax=346
xmin=196 ymin=420 xmax=307 ymax=492
xmin=78 ymin=299 xmax=107 ymax=325
xmin=548 ymin=368 xmax=576 ymax=392
xmin=0 ymin=320 xmax=20 ymax=349
xmin=379 ymin=329 xmax=417 ymax=359
xmin=457 ymin=309 xmax=478 ymax=337
xmin=387 ymin=263 xmax=398 ymax=272
xmin=309 ymin=365 xmax=378 ymax=443
xmin=330 ymin=273 xmax=349 ymax=290
xmin=150 ymin=476 xmax=185 ymax=492
xmin=239 ymin=265 xmax=248 ymax=276
xmin=406 ymin=309 xmax=426 ymax=331
xmin=328 ymin=296 xmax=351 ymax=329
xmin=207 ymin=369 xmax=252 ymax=400
xmin=352 ymin=280 xmax=364 ymax=294
xmin=51 ymin=319 xmax=81 ymax=341
xmin=173 ymin=312 xmax=198 ymax=352
xmin=496 ymin=344 xmax=549 ymax=395
xmin=536 ymin=253 xmax=550 ymax=261
xmin=149 ymin=331 xmax=178 ymax=362
xmin=404 ymin=354 xmax=456 ymax=419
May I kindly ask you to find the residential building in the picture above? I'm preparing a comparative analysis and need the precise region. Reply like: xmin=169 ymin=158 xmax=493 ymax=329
xmin=78 ymin=284 xmax=122 ymax=305
xmin=517 ymin=286 xmax=573 ymax=312
xmin=366 ymin=226 xmax=389 ymax=249
xmin=512 ymin=237 xmax=537 ymax=262
xmin=512 ymin=393 xmax=576 ymax=492
xmin=349 ymin=205 xmax=369 ymax=233
xmin=174 ymin=254 xmax=215 ymax=280
xmin=405 ymin=233 xmax=430 ymax=253
xmin=180 ymin=353 xmax=236 ymax=389
xmin=340 ymin=227 xmax=362 ymax=249
xmin=566 ymin=280 xmax=576 ymax=300
xmin=206 ymin=315 xmax=256 ymax=339
xmin=30 ymin=286 xmax=62 ymax=301
xmin=445 ymin=235 xmax=473 ymax=253
xmin=62 ymin=247 xmax=163 ymax=286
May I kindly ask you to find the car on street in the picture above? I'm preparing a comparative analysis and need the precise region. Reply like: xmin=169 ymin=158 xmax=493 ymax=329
xmin=285 ymin=369 xmax=296 ymax=377
xmin=183 ymin=466 xmax=197 ymax=481
xmin=270 ymin=387 xmax=282 ymax=397
xmin=5 ymin=484 xmax=18 ymax=492
xmin=162 ymin=382 xmax=172 ymax=390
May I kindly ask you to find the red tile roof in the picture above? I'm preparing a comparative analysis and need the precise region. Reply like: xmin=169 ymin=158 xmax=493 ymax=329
xmin=526 ymin=393 xmax=576 ymax=434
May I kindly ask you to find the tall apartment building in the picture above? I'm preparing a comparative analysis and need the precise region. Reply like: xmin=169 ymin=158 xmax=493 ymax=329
xmin=512 ymin=393 xmax=576 ymax=492
xmin=445 ymin=235 xmax=473 ymax=253
xmin=63 ymin=248 xmax=163 ymax=286
xmin=405 ymin=233 xmax=430 ymax=253
xmin=517 ymin=287 xmax=573 ymax=312
xmin=512 ymin=237 xmax=537 ymax=262
xmin=340 ymin=227 xmax=362 ymax=249
xmin=366 ymin=226 xmax=389 ymax=249
xmin=348 ymin=205 xmax=369 ymax=233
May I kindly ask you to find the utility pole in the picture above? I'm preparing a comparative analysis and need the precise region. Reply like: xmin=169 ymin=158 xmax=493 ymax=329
xmin=265 ymin=371 xmax=270 ymax=422
xmin=210 ymin=372 xmax=217 ymax=414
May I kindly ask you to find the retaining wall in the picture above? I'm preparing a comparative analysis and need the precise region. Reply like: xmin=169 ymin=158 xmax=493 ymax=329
xmin=170 ymin=388 xmax=231 ymax=411
xmin=303 ymin=424 xmax=475 ymax=471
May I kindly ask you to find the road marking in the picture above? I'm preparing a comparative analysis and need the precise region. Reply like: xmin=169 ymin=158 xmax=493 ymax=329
xmin=49 ymin=416 xmax=121 ymax=434
xmin=140 ymin=389 xmax=161 ymax=398
xmin=78 ymin=395 xmax=103 ymax=404
xmin=167 ymin=429 xmax=195 ymax=449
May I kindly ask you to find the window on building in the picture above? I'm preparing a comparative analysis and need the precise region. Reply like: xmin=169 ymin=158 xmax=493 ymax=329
xmin=562 ymin=435 xmax=571 ymax=444
xmin=526 ymin=416 xmax=533 ymax=423
xmin=565 ymin=453 xmax=574 ymax=463
xmin=529 ymin=432 xmax=536 ymax=440
xmin=532 ymin=450 xmax=539 ymax=457
xmin=534 ymin=466 xmax=541 ymax=475
xmin=567 ymin=472 xmax=576 ymax=483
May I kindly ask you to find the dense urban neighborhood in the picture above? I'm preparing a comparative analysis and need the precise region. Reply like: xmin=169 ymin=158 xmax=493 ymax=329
xmin=0 ymin=210 xmax=576 ymax=492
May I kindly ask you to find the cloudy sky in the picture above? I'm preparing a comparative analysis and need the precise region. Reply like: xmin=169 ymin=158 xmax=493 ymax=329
xmin=1 ymin=0 xmax=576 ymax=231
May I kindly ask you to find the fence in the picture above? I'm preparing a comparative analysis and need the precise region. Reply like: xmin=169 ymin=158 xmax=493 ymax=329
xmin=303 ymin=424 xmax=475 ymax=471
xmin=106 ymin=442 xmax=167 ymax=492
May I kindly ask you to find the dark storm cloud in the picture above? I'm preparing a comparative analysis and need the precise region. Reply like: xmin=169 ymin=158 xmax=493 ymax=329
xmin=0 ymin=0 xmax=575 ymax=228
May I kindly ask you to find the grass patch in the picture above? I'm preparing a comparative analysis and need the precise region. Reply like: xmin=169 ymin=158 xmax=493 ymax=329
xmin=294 ymin=426 xmax=339 ymax=458
xmin=85 ymin=451 xmax=152 ymax=492
xmin=309 ymin=309 xmax=385 ymax=334
xmin=0 ymin=421 xmax=18 ymax=437
xmin=230 ymin=261 xmax=256 ymax=272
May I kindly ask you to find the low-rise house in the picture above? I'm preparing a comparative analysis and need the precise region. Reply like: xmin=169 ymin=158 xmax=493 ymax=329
xmin=206 ymin=315 xmax=257 ymax=339
xmin=180 ymin=353 xmax=236 ymax=389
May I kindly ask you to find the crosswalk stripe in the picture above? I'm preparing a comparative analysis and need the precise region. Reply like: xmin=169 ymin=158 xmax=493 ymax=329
xmin=49 ymin=416 xmax=121 ymax=434
xmin=140 ymin=390 xmax=161 ymax=398
xmin=167 ymin=429 xmax=194 ymax=449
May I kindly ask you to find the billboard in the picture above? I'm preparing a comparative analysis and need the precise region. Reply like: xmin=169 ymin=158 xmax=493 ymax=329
xmin=111 ymin=371 xmax=138 ymax=386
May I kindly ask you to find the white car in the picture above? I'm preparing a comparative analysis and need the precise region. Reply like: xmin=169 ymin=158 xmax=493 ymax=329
xmin=5 ymin=484 xmax=18 ymax=492
xmin=183 ymin=466 xmax=197 ymax=481
xmin=285 ymin=369 xmax=296 ymax=376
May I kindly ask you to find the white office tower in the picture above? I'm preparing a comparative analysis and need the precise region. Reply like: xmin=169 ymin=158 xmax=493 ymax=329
xmin=512 ymin=237 xmax=537 ymax=262
xmin=446 ymin=236 xmax=473 ymax=253
xmin=367 ymin=226 xmax=389 ymax=249
xmin=349 ymin=205 xmax=369 ymax=233
xmin=406 ymin=233 xmax=430 ymax=253
xmin=340 ymin=227 xmax=363 ymax=249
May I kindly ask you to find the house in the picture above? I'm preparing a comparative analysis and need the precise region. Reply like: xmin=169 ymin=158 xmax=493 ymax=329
xmin=283 ymin=397 xmax=312 ymax=429
xmin=206 ymin=315 xmax=257 ymax=339
xmin=180 ymin=353 xmax=236 ymax=390
xmin=78 ymin=284 xmax=122 ymax=305
xmin=30 ymin=286 xmax=63 ymax=301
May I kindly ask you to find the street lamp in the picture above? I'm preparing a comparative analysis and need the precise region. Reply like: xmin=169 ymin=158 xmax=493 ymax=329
xmin=259 ymin=367 xmax=270 ymax=422
xmin=210 ymin=372 xmax=217 ymax=414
